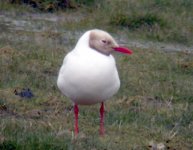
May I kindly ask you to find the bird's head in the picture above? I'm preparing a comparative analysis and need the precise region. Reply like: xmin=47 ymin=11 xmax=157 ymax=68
xmin=89 ymin=29 xmax=133 ymax=56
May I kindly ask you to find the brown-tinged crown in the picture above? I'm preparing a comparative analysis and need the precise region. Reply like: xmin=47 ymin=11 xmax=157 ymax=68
xmin=89 ymin=29 xmax=119 ymax=55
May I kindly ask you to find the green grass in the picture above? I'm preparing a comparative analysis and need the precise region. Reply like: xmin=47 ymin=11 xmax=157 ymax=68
xmin=1 ymin=0 xmax=193 ymax=44
xmin=1 ymin=43 xmax=193 ymax=149
xmin=0 ymin=1 xmax=193 ymax=150
xmin=107 ymin=0 xmax=193 ymax=45
xmin=66 ymin=0 xmax=193 ymax=45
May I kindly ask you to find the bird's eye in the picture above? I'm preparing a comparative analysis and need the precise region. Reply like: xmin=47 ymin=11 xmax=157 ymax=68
xmin=102 ymin=40 xmax=107 ymax=43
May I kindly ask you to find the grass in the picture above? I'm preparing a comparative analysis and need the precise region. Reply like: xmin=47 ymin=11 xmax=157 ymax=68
xmin=107 ymin=0 xmax=193 ymax=45
xmin=0 ymin=0 xmax=193 ymax=150
xmin=70 ymin=0 xmax=193 ymax=45
xmin=1 ymin=0 xmax=193 ymax=45
xmin=1 ymin=42 xmax=193 ymax=149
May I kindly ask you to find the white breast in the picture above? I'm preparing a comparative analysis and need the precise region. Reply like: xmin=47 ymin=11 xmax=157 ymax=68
xmin=57 ymin=46 xmax=120 ymax=105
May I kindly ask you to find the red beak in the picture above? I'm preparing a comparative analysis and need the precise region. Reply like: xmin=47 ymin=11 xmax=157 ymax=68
xmin=113 ymin=47 xmax=133 ymax=55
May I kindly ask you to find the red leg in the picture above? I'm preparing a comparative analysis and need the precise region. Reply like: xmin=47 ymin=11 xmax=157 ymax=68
xmin=74 ymin=104 xmax=79 ymax=136
xmin=99 ymin=102 xmax=105 ymax=136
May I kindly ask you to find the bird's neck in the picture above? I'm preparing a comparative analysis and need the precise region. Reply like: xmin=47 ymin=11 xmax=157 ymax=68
xmin=74 ymin=31 xmax=91 ymax=52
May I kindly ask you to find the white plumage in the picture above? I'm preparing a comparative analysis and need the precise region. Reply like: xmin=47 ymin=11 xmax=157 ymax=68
xmin=57 ymin=30 xmax=120 ymax=105
xmin=57 ymin=29 xmax=132 ymax=135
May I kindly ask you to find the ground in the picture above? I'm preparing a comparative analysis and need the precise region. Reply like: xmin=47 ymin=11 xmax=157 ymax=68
xmin=0 ymin=1 xmax=193 ymax=150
